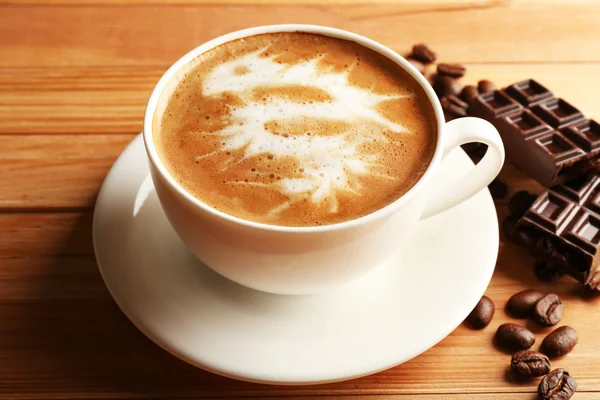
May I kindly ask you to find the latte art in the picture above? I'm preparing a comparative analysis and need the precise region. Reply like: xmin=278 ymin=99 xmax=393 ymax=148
xmin=154 ymin=33 xmax=436 ymax=226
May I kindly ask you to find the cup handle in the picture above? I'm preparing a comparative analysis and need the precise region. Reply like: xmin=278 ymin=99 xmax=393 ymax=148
xmin=421 ymin=117 xmax=505 ymax=220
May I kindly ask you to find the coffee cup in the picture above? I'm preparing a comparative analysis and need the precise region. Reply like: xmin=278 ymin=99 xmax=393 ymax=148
xmin=143 ymin=24 xmax=505 ymax=295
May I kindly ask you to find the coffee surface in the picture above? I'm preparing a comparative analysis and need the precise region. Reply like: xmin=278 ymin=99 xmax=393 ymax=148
xmin=154 ymin=32 xmax=436 ymax=226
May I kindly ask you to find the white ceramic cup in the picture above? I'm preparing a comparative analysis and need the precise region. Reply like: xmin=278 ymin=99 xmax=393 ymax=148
xmin=143 ymin=24 xmax=505 ymax=295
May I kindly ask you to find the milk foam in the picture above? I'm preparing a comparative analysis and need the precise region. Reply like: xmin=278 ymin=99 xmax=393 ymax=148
xmin=155 ymin=32 xmax=436 ymax=226
xmin=197 ymin=47 xmax=414 ymax=214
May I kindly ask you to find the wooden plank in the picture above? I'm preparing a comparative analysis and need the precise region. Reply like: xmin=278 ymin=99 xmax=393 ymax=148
xmin=0 ymin=68 xmax=156 ymax=134
xmin=0 ymin=134 xmax=135 ymax=209
xmin=0 ymin=210 xmax=599 ymax=398
xmin=0 ymin=212 xmax=94 ymax=257
xmin=1 ymin=3 xmax=600 ymax=67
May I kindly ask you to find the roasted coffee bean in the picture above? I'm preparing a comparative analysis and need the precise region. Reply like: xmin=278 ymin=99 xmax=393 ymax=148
xmin=488 ymin=178 xmax=508 ymax=199
xmin=538 ymin=368 xmax=577 ymax=400
xmin=508 ymin=190 xmax=538 ymax=218
xmin=441 ymin=95 xmax=468 ymax=118
xmin=535 ymin=261 xmax=563 ymax=282
xmin=407 ymin=57 xmax=426 ymax=74
xmin=466 ymin=295 xmax=495 ymax=329
xmin=478 ymin=79 xmax=497 ymax=93
xmin=534 ymin=293 xmax=564 ymax=326
xmin=507 ymin=289 xmax=545 ymax=318
xmin=411 ymin=43 xmax=436 ymax=63
xmin=433 ymin=75 xmax=461 ymax=98
xmin=511 ymin=350 xmax=551 ymax=379
xmin=541 ymin=326 xmax=578 ymax=358
xmin=460 ymin=85 xmax=479 ymax=105
xmin=437 ymin=63 xmax=466 ymax=78
xmin=495 ymin=323 xmax=535 ymax=350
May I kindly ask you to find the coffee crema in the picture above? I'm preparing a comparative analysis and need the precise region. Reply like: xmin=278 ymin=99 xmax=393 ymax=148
xmin=153 ymin=32 xmax=437 ymax=226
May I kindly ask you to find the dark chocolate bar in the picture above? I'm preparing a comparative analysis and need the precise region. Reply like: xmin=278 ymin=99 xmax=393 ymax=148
xmin=510 ymin=174 xmax=600 ymax=290
xmin=470 ymin=79 xmax=600 ymax=187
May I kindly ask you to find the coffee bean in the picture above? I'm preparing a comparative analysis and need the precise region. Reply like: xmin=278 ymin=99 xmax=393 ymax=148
xmin=507 ymin=289 xmax=545 ymax=318
xmin=411 ymin=43 xmax=436 ymax=64
xmin=495 ymin=323 xmax=535 ymax=350
xmin=407 ymin=57 xmax=425 ymax=74
xmin=441 ymin=95 xmax=468 ymax=118
xmin=534 ymin=293 xmax=564 ymax=326
xmin=541 ymin=326 xmax=578 ymax=358
xmin=460 ymin=85 xmax=479 ymax=105
xmin=437 ymin=63 xmax=466 ymax=78
xmin=538 ymin=368 xmax=577 ymax=400
xmin=466 ymin=295 xmax=495 ymax=329
xmin=478 ymin=79 xmax=497 ymax=94
xmin=508 ymin=190 xmax=538 ymax=218
xmin=535 ymin=261 xmax=563 ymax=282
xmin=488 ymin=178 xmax=508 ymax=199
xmin=511 ymin=350 xmax=551 ymax=379
xmin=433 ymin=75 xmax=461 ymax=98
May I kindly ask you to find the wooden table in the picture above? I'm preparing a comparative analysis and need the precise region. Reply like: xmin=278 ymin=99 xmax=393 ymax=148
xmin=1 ymin=0 xmax=600 ymax=398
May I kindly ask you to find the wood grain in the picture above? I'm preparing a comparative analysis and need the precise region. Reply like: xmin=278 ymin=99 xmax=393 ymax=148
xmin=0 ymin=134 xmax=135 ymax=209
xmin=0 ymin=208 xmax=599 ymax=399
xmin=2 ymin=1 xmax=600 ymax=399
xmin=1 ymin=2 xmax=600 ymax=68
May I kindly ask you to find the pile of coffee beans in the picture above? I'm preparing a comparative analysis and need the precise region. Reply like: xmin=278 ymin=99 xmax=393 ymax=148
xmin=465 ymin=290 xmax=578 ymax=399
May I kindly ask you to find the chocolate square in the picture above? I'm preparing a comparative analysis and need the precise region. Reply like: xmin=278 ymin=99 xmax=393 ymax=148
xmin=555 ymin=173 xmax=600 ymax=203
xmin=505 ymin=79 xmax=554 ymax=107
xmin=562 ymin=209 xmax=600 ymax=255
xmin=471 ymin=91 xmax=523 ymax=121
xmin=502 ymin=109 xmax=554 ymax=139
xmin=532 ymin=98 xmax=585 ymax=128
xmin=533 ymin=132 xmax=585 ymax=163
xmin=528 ymin=191 xmax=576 ymax=233
xmin=561 ymin=119 xmax=600 ymax=152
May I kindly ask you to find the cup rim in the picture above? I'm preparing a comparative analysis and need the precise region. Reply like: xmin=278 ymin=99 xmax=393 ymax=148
xmin=143 ymin=24 xmax=446 ymax=233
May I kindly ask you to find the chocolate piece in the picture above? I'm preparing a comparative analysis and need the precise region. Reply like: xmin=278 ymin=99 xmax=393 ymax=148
xmin=411 ymin=44 xmax=436 ymax=64
xmin=469 ymin=79 xmax=599 ymax=187
xmin=478 ymin=79 xmax=497 ymax=94
xmin=437 ymin=63 xmax=466 ymax=78
xmin=509 ymin=173 xmax=600 ymax=290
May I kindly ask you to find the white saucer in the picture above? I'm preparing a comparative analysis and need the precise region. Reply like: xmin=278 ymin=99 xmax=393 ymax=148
xmin=94 ymin=134 xmax=499 ymax=385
